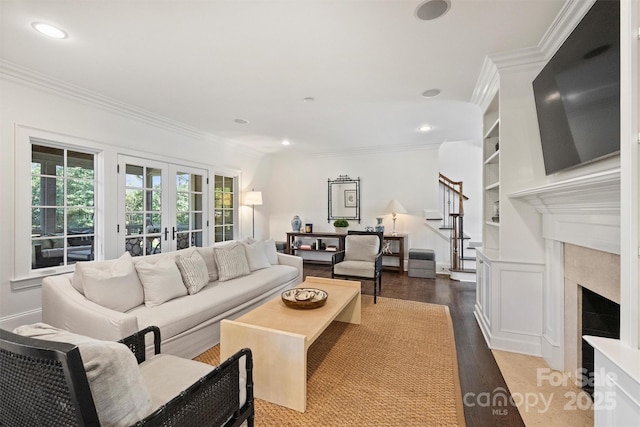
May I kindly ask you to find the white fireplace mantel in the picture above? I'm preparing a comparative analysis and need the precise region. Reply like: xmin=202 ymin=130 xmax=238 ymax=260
xmin=508 ymin=169 xmax=621 ymax=255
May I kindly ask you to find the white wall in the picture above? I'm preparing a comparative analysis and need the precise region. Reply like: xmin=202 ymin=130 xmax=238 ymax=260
xmin=438 ymin=140 xmax=483 ymax=242
xmin=263 ymin=146 xmax=449 ymax=265
xmin=0 ymin=76 xmax=265 ymax=329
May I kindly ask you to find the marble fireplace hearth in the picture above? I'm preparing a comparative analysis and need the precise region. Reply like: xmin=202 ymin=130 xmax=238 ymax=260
xmin=563 ymin=244 xmax=620 ymax=380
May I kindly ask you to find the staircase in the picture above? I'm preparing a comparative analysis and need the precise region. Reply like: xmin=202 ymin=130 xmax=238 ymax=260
xmin=437 ymin=174 xmax=477 ymax=282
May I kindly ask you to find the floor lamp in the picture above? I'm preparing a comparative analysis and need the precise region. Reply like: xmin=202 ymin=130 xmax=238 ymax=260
xmin=245 ymin=190 xmax=263 ymax=238
xmin=384 ymin=199 xmax=407 ymax=236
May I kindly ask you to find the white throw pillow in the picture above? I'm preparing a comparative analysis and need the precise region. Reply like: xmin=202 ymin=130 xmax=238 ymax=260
xmin=135 ymin=258 xmax=188 ymax=307
xmin=176 ymin=249 xmax=209 ymax=294
xmin=76 ymin=252 xmax=144 ymax=312
xmin=14 ymin=323 xmax=154 ymax=426
xmin=195 ymin=246 xmax=218 ymax=282
xmin=214 ymin=243 xmax=250 ymax=281
xmin=264 ymin=239 xmax=279 ymax=265
xmin=242 ymin=240 xmax=271 ymax=271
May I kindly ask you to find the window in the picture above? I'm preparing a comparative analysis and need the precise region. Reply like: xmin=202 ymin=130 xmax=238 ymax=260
xmin=213 ymin=175 xmax=236 ymax=242
xmin=31 ymin=144 xmax=96 ymax=269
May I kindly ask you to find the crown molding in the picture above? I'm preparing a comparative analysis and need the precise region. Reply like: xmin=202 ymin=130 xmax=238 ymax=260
xmin=537 ymin=0 xmax=596 ymax=60
xmin=0 ymin=59 xmax=264 ymax=159
xmin=470 ymin=0 xmax=597 ymax=108
xmin=470 ymin=56 xmax=499 ymax=111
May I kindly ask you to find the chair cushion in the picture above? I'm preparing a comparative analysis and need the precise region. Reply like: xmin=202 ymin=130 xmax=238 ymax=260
xmin=344 ymin=235 xmax=380 ymax=262
xmin=139 ymin=354 xmax=214 ymax=411
xmin=334 ymin=260 xmax=376 ymax=278
xmin=215 ymin=243 xmax=251 ymax=281
xmin=13 ymin=323 xmax=154 ymax=427
xmin=176 ymin=249 xmax=210 ymax=294
xmin=135 ymin=257 xmax=188 ymax=307
xmin=74 ymin=252 xmax=144 ymax=312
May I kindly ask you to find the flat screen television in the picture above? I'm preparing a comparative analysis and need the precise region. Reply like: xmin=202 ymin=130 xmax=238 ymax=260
xmin=532 ymin=0 xmax=620 ymax=175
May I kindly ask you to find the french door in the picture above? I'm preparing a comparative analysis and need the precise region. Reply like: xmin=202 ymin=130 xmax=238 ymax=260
xmin=118 ymin=156 xmax=208 ymax=256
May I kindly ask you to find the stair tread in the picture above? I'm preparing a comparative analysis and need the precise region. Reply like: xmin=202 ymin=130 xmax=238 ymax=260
xmin=449 ymin=268 xmax=477 ymax=273
xmin=461 ymin=256 xmax=476 ymax=261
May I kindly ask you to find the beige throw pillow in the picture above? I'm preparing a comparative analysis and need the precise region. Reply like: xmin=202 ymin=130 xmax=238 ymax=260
xmin=75 ymin=252 xmax=144 ymax=312
xmin=214 ymin=243 xmax=250 ymax=282
xmin=135 ymin=258 xmax=187 ymax=307
xmin=242 ymin=240 xmax=271 ymax=271
xmin=176 ymin=249 xmax=209 ymax=294
xmin=13 ymin=323 xmax=154 ymax=426
xmin=264 ymin=239 xmax=279 ymax=265
xmin=195 ymin=246 xmax=218 ymax=282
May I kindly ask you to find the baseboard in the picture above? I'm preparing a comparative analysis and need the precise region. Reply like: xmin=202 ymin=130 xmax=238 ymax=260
xmin=541 ymin=334 xmax=563 ymax=371
xmin=0 ymin=309 xmax=41 ymax=331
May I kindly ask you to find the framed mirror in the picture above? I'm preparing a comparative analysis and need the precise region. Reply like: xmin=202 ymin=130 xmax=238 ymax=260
xmin=328 ymin=175 xmax=360 ymax=223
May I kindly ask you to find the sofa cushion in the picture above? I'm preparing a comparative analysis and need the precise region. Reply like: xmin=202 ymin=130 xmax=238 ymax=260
xmin=75 ymin=252 xmax=144 ymax=312
xmin=344 ymin=235 xmax=380 ymax=262
xmin=13 ymin=323 xmax=154 ymax=426
xmin=215 ymin=243 xmax=250 ymax=282
xmin=129 ymin=264 xmax=300 ymax=341
xmin=176 ymin=249 xmax=209 ymax=294
xmin=195 ymin=247 xmax=218 ymax=282
xmin=264 ymin=239 xmax=279 ymax=265
xmin=135 ymin=258 xmax=188 ymax=307
xmin=242 ymin=241 xmax=271 ymax=272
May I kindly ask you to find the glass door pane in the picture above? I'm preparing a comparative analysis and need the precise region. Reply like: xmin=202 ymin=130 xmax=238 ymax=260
xmin=171 ymin=166 xmax=207 ymax=250
xmin=121 ymin=159 xmax=167 ymax=256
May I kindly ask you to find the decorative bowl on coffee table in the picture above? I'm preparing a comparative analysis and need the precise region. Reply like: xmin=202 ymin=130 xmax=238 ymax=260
xmin=281 ymin=288 xmax=328 ymax=309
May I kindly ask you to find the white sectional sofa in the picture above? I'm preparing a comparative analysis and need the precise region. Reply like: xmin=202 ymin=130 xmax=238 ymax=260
xmin=42 ymin=240 xmax=303 ymax=359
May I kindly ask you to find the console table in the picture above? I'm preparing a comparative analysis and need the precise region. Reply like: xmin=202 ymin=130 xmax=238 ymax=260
xmin=286 ymin=232 xmax=346 ymax=265
xmin=286 ymin=232 xmax=405 ymax=272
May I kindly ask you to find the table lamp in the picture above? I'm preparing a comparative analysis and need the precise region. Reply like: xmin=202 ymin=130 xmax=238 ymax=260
xmin=384 ymin=199 xmax=407 ymax=236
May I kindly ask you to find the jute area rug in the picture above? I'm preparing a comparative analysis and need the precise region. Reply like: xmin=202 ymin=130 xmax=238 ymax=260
xmin=195 ymin=296 xmax=466 ymax=426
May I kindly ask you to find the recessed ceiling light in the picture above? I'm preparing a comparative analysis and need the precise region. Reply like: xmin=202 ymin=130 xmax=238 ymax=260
xmin=418 ymin=125 xmax=432 ymax=132
xmin=282 ymin=139 xmax=291 ymax=146
xmin=234 ymin=118 xmax=249 ymax=125
xmin=415 ymin=0 xmax=451 ymax=21
xmin=31 ymin=22 xmax=68 ymax=39
xmin=303 ymin=97 xmax=315 ymax=103
xmin=422 ymin=89 xmax=441 ymax=98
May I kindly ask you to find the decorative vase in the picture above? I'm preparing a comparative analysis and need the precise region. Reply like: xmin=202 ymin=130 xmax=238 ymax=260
xmin=375 ymin=217 xmax=385 ymax=233
xmin=334 ymin=226 xmax=348 ymax=235
xmin=291 ymin=215 xmax=302 ymax=232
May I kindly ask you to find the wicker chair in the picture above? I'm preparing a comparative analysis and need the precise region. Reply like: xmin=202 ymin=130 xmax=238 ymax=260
xmin=331 ymin=230 xmax=384 ymax=303
xmin=0 ymin=325 xmax=254 ymax=427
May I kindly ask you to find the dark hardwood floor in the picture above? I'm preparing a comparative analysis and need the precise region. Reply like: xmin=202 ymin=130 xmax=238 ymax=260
xmin=303 ymin=263 xmax=525 ymax=427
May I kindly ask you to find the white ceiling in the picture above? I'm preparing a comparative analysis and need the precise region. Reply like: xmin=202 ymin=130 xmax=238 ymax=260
xmin=1 ymin=0 xmax=565 ymax=155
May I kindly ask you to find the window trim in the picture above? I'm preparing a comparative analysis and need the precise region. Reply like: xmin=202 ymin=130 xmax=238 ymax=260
xmin=14 ymin=126 xmax=103 ymax=283
xmin=213 ymin=173 xmax=239 ymax=243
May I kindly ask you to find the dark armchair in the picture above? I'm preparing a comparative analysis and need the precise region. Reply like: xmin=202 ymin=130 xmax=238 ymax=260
xmin=0 ymin=324 xmax=254 ymax=427
xmin=331 ymin=231 xmax=384 ymax=303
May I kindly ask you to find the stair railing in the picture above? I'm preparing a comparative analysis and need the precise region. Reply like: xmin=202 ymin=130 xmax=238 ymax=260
xmin=438 ymin=173 xmax=468 ymax=272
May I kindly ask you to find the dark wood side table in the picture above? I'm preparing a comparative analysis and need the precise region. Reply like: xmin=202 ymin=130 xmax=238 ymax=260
xmin=382 ymin=234 xmax=406 ymax=273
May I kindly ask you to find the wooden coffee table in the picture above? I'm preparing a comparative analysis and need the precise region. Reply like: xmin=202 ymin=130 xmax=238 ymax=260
xmin=220 ymin=276 xmax=361 ymax=412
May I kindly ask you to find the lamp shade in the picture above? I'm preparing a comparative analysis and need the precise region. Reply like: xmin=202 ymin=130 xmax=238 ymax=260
xmin=245 ymin=191 xmax=263 ymax=206
xmin=384 ymin=199 xmax=407 ymax=215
